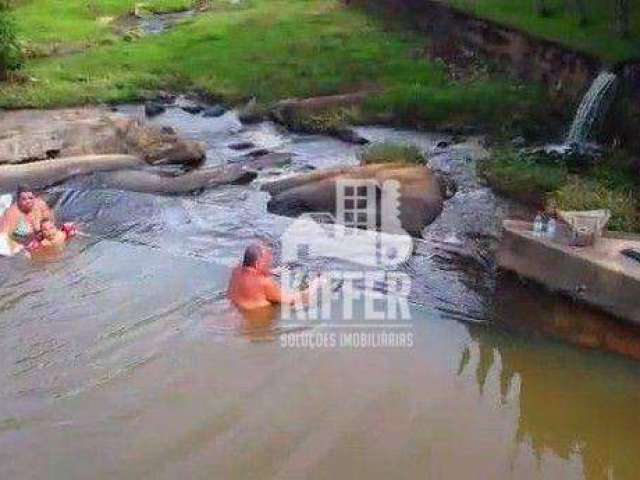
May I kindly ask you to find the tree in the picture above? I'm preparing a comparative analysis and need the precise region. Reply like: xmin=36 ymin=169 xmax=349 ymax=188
xmin=0 ymin=0 xmax=22 ymax=79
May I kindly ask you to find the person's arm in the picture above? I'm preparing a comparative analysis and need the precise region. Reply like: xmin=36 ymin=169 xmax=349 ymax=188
xmin=263 ymin=277 xmax=293 ymax=305
xmin=0 ymin=207 xmax=17 ymax=235
xmin=262 ymin=276 xmax=325 ymax=306
xmin=37 ymin=199 xmax=55 ymax=224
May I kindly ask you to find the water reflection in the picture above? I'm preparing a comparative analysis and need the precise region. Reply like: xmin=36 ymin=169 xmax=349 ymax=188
xmin=462 ymin=320 xmax=640 ymax=480
xmin=235 ymin=305 xmax=280 ymax=342
xmin=493 ymin=272 xmax=640 ymax=361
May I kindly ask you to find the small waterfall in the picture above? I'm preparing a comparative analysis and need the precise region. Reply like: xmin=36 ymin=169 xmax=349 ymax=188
xmin=566 ymin=71 xmax=618 ymax=145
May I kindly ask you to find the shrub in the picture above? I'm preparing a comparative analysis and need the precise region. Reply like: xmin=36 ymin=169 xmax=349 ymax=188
xmin=478 ymin=148 xmax=568 ymax=204
xmin=285 ymin=110 xmax=348 ymax=135
xmin=0 ymin=1 xmax=22 ymax=79
xmin=271 ymin=103 xmax=366 ymax=136
xmin=358 ymin=142 xmax=425 ymax=165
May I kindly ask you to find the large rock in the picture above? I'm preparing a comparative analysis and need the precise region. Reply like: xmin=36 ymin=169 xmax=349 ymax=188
xmin=0 ymin=108 xmax=205 ymax=167
xmin=0 ymin=154 xmax=143 ymax=191
xmin=272 ymin=91 xmax=374 ymax=121
xmin=261 ymin=163 xmax=445 ymax=236
xmin=109 ymin=116 xmax=205 ymax=166
xmin=97 ymin=164 xmax=257 ymax=194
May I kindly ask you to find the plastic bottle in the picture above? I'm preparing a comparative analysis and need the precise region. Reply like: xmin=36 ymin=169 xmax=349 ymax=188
xmin=533 ymin=213 xmax=543 ymax=236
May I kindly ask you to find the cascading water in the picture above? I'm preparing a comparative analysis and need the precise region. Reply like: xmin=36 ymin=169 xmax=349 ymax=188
xmin=566 ymin=71 xmax=618 ymax=145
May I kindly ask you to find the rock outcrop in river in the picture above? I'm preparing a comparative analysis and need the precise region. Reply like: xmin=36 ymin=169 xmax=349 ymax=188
xmin=0 ymin=108 xmax=205 ymax=166
xmin=0 ymin=107 xmax=260 ymax=194
xmin=262 ymin=163 xmax=446 ymax=236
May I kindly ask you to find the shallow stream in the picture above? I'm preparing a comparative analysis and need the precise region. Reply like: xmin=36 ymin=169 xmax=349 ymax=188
xmin=1 ymin=105 xmax=639 ymax=479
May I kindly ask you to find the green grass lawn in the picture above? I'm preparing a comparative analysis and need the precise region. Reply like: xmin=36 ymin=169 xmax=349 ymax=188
xmin=14 ymin=0 xmax=193 ymax=54
xmin=445 ymin=0 xmax=640 ymax=62
xmin=0 ymin=0 xmax=551 ymax=136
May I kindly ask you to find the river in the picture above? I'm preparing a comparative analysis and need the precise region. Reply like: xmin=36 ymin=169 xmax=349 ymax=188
xmin=1 ymin=105 xmax=639 ymax=479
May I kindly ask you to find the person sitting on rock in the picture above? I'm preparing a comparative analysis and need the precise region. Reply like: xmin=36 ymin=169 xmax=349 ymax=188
xmin=228 ymin=242 xmax=324 ymax=310
xmin=0 ymin=186 xmax=55 ymax=253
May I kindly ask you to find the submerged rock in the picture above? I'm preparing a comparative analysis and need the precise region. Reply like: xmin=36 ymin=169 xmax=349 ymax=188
xmin=228 ymin=141 xmax=256 ymax=151
xmin=244 ymin=148 xmax=270 ymax=158
xmin=144 ymin=101 xmax=166 ymax=117
xmin=203 ymin=105 xmax=226 ymax=117
xmin=334 ymin=128 xmax=369 ymax=145
xmin=181 ymin=104 xmax=204 ymax=115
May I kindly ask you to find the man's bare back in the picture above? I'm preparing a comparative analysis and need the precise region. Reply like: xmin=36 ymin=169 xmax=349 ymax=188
xmin=228 ymin=266 xmax=284 ymax=309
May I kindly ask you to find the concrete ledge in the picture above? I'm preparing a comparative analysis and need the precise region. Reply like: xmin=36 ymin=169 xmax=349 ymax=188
xmin=497 ymin=220 xmax=640 ymax=325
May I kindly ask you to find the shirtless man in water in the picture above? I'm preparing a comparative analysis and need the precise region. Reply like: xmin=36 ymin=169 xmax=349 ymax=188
xmin=228 ymin=243 xmax=322 ymax=310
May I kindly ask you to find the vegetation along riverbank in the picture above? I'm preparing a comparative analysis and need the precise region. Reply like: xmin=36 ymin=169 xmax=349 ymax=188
xmin=0 ymin=0 xmax=551 ymax=132
xmin=1 ymin=0 xmax=638 ymax=230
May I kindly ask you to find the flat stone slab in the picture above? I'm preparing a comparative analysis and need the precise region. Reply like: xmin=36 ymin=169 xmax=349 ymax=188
xmin=0 ymin=107 xmax=205 ymax=166
xmin=497 ymin=219 xmax=640 ymax=325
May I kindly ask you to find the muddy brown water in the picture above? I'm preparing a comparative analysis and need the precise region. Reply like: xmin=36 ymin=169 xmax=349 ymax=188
xmin=1 ymin=105 xmax=640 ymax=479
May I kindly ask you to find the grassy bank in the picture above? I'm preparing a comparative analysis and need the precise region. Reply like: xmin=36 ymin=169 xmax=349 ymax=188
xmin=480 ymin=149 xmax=640 ymax=232
xmin=0 ymin=0 xmax=552 ymax=136
xmin=14 ymin=0 xmax=193 ymax=55
xmin=358 ymin=142 xmax=425 ymax=165
xmin=446 ymin=0 xmax=640 ymax=62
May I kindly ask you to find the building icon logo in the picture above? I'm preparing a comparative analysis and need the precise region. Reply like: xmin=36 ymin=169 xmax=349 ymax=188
xmin=281 ymin=178 xmax=413 ymax=267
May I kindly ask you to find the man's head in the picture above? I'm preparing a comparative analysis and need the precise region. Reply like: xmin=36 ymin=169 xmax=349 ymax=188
xmin=16 ymin=186 xmax=35 ymax=213
xmin=40 ymin=219 xmax=57 ymax=240
xmin=243 ymin=242 xmax=272 ymax=274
